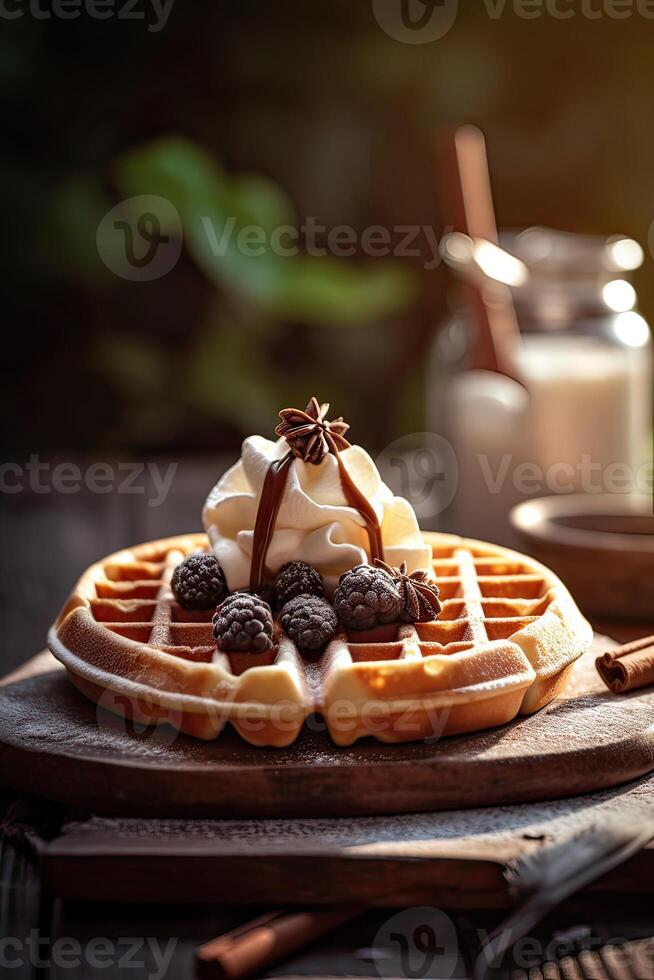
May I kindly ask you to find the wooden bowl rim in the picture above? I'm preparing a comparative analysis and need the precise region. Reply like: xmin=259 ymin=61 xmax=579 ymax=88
xmin=510 ymin=494 xmax=654 ymax=554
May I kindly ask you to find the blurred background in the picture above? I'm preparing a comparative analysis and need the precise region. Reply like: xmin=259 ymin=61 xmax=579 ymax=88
xmin=2 ymin=0 xmax=653 ymax=668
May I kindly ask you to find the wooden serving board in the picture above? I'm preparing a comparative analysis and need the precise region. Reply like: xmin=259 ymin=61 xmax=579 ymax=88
xmin=39 ymin=772 xmax=654 ymax=907
xmin=0 ymin=637 xmax=653 ymax=819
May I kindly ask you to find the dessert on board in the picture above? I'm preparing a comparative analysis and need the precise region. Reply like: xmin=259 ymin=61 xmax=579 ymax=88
xmin=49 ymin=398 xmax=591 ymax=747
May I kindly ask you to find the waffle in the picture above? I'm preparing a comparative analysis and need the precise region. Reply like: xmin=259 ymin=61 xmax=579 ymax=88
xmin=48 ymin=532 xmax=592 ymax=747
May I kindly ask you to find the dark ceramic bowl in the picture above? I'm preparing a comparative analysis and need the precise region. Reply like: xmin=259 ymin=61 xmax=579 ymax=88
xmin=510 ymin=494 xmax=654 ymax=621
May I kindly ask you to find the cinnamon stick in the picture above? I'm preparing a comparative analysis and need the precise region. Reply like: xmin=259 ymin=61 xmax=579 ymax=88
xmin=195 ymin=906 xmax=362 ymax=980
xmin=596 ymin=635 xmax=654 ymax=694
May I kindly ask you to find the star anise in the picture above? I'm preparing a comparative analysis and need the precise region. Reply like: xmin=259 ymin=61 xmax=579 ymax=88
xmin=374 ymin=559 xmax=442 ymax=623
xmin=275 ymin=397 xmax=351 ymax=465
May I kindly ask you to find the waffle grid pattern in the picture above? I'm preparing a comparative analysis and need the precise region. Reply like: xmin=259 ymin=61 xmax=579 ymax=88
xmin=50 ymin=532 xmax=591 ymax=745
xmin=93 ymin=544 xmax=221 ymax=666
xmin=85 ymin=538 xmax=550 ymax=672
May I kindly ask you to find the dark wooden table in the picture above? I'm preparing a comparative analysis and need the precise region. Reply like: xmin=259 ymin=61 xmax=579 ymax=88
xmin=2 ymin=786 xmax=653 ymax=980
xmin=1 ymin=459 xmax=653 ymax=979
xmin=0 ymin=456 xmax=226 ymax=676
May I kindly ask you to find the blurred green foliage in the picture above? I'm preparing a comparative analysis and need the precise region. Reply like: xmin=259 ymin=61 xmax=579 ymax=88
xmin=86 ymin=135 xmax=418 ymax=444
xmin=4 ymin=0 xmax=654 ymax=455
xmin=114 ymin=135 xmax=417 ymax=325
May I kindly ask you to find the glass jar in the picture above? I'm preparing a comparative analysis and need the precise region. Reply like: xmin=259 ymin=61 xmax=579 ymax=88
xmin=429 ymin=228 xmax=652 ymax=543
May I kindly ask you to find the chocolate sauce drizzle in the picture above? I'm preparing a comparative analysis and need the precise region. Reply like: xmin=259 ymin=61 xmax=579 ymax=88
xmin=249 ymin=401 xmax=384 ymax=591
xmin=249 ymin=450 xmax=294 ymax=592
xmin=327 ymin=433 xmax=384 ymax=564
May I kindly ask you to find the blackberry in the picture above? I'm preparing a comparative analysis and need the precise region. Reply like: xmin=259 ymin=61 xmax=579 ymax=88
xmin=334 ymin=564 xmax=402 ymax=631
xmin=280 ymin=594 xmax=338 ymax=651
xmin=171 ymin=553 xmax=227 ymax=610
xmin=274 ymin=560 xmax=324 ymax=607
xmin=213 ymin=593 xmax=275 ymax=654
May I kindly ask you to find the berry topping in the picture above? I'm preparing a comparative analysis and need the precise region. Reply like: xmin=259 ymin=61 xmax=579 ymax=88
xmin=275 ymin=560 xmax=325 ymax=607
xmin=375 ymin=559 xmax=442 ymax=623
xmin=213 ymin=593 xmax=275 ymax=654
xmin=171 ymin=553 xmax=228 ymax=610
xmin=333 ymin=564 xmax=402 ymax=631
xmin=280 ymin=594 xmax=338 ymax=651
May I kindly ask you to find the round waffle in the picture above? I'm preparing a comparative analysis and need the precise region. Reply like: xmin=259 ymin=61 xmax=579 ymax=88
xmin=48 ymin=532 xmax=592 ymax=747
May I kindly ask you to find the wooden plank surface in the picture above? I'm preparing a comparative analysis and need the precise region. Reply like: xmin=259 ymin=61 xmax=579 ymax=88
xmin=2 ymin=463 xmax=654 ymax=977
xmin=40 ymin=769 xmax=654 ymax=908
xmin=0 ymin=639 xmax=654 ymax=817
xmin=1 ymin=638 xmax=654 ymax=820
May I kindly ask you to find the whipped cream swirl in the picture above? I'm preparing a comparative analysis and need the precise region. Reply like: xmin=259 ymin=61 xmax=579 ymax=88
xmin=202 ymin=435 xmax=432 ymax=595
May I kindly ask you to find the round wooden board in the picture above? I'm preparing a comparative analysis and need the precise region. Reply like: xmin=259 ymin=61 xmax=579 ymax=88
xmin=0 ymin=637 xmax=652 ymax=818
